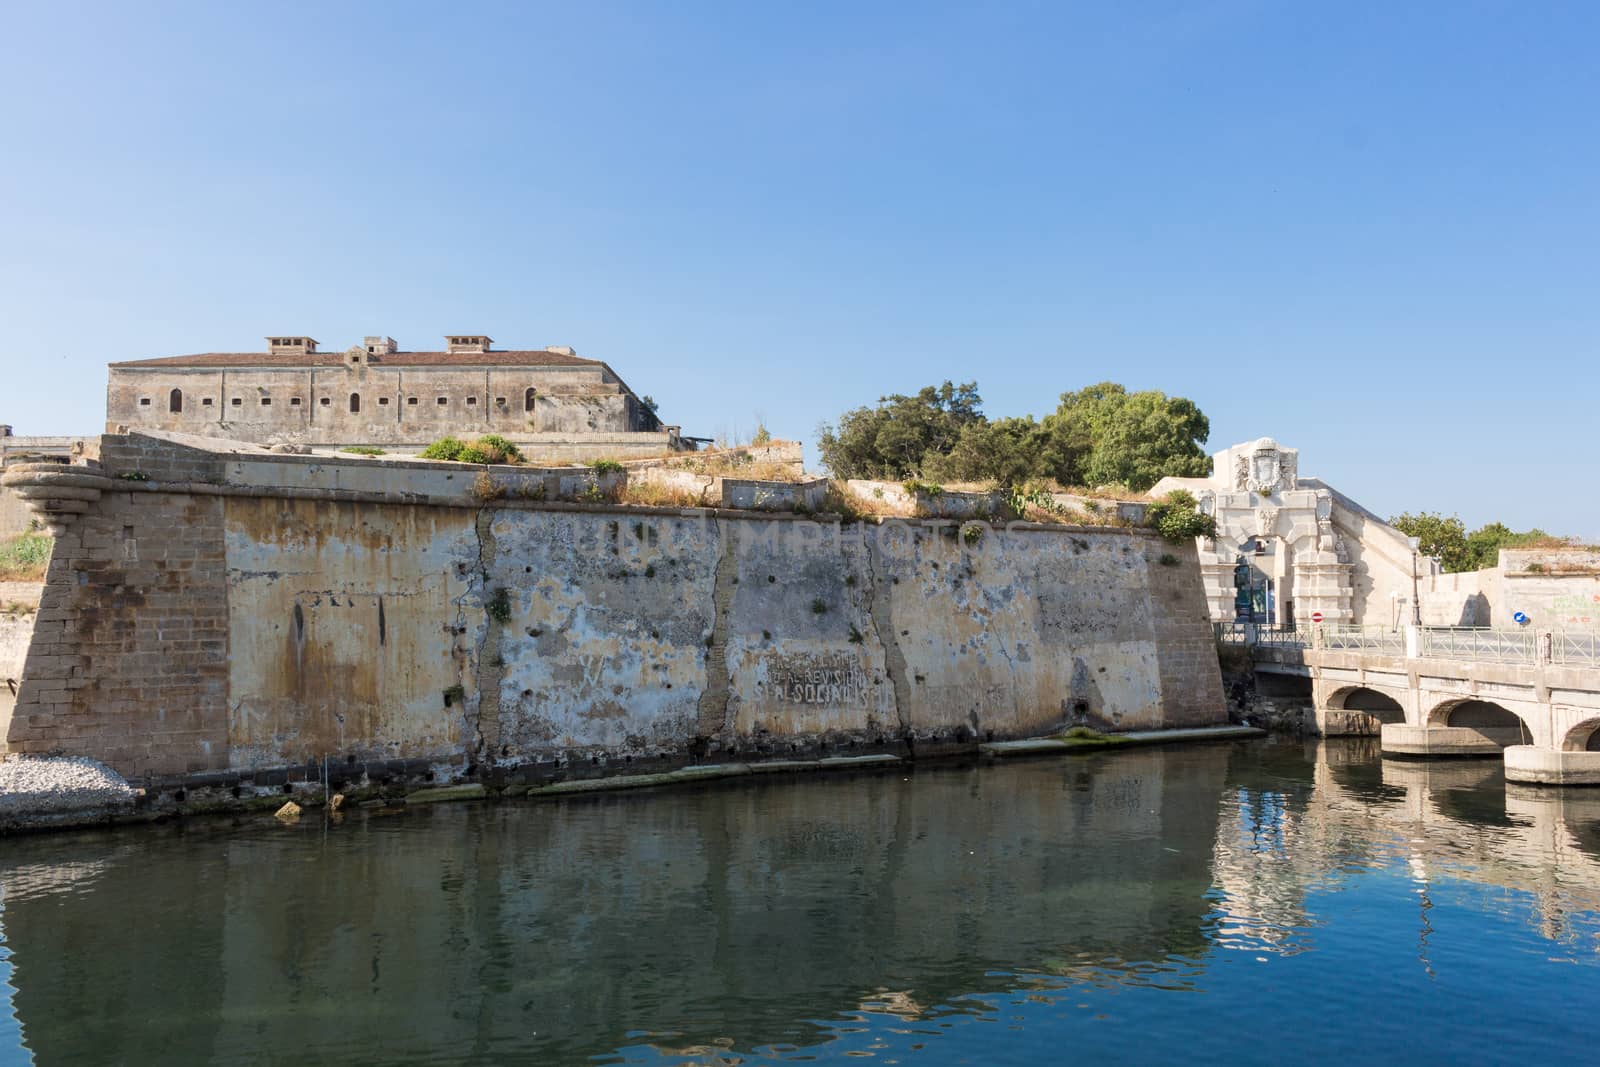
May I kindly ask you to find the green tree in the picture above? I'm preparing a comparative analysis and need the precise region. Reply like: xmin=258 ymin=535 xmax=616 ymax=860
xmin=1391 ymin=514 xmax=1560 ymax=573
xmin=817 ymin=381 xmax=984 ymax=480
xmin=1462 ymin=522 xmax=1554 ymax=571
xmin=817 ymin=378 xmax=1212 ymax=491
xmin=1390 ymin=512 xmax=1470 ymax=572
xmin=922 ymin=416 xmax=1048 ymax=486
xmin=1042 ymin=383 xmax=1211 ymax=491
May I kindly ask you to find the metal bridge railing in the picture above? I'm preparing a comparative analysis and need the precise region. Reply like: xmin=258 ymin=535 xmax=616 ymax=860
xmin=1419 ymin=627 xmax=1538 ymax=665
xmin=1214 ymin=622 xmax=1311 ymax=647
xmin=1320 ymin=624 xmax=1406 ymax=655
xmin=1256 ymin=624 xmax=1312 ymax=647
xmin=1551 ymin=631 xmax=1600 ymax=667
xmin=1219 ymin=619 xmax=1599 ymax=669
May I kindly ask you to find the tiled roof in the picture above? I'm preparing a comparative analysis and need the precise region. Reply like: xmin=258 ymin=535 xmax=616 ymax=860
xmin=109 ymin=350 xmax=603 ymax=369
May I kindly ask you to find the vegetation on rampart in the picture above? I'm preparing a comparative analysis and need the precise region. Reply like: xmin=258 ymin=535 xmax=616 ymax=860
xmin=1146 ymin=490 xmax=1218 ymax=543
xmin=817 ymin=380 xmax=1210 ymax=492
xmin=0 ymin=533 xmax=51 ymax=581
xmin=1389 ymin=512 xmax=1593 ymax=573
xmin=419 ymin=434 xmax=525 ymax=465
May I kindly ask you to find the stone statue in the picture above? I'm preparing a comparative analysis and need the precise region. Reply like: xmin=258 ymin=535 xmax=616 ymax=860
xmin=1233 ymin=555 xmax=1252 ymax=620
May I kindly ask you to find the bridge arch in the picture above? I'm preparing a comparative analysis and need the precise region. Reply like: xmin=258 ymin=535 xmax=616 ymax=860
xmin=1561 ymin=718 xmax=1600 ymax=753
xmin=1327 ymin=685 xmax=1406 ymax=724
xmin=1426 ymin=698 xmax=1534 ymax=745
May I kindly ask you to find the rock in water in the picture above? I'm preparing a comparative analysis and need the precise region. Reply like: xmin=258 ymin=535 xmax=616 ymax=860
xmin=275 ymin=800 xmax=302 ymax=821
xmin=329 ymin=793 xmax=346 ymax=812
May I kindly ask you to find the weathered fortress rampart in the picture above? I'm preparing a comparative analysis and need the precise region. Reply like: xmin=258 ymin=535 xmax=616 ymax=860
xmin=3 ymin=434 xmax=1225 ymax=789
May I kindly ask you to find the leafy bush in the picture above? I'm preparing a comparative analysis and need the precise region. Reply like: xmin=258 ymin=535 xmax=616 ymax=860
xmin=901 ymin=479 xmax=943 ymax=498
xmin=591 ymin=459 xmax=624 ymax=475
xmin=420 ymin=437 xmax=467 ymax=461
xmin=456 ymin=445 xmax=494 ymax=464
xmin=476 ymin=435 xmax=523 ymax=464
xmin=340 ymin=445 xmax=386 ymax=456
xmin=1146 ymin=489 xmax=1217 ymax=543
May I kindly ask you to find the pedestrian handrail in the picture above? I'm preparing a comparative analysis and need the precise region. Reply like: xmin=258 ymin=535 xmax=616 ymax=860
xmin=1321 ymin=624 xmax=1405 ymax=655
xmin=1419 ymin=626 xmax=1537 ymax=665
xmin=1551 ymin=631 xmax=1600 ymax=667
xmin=1257 ymin=624 xmax=1310 ymax=647
xmin=1219 ymin=619 xmax=1600 ymax=668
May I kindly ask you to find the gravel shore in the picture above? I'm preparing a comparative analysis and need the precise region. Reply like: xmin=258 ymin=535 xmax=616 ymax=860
xmin=0 ymin=755 xmax=137 ymax=817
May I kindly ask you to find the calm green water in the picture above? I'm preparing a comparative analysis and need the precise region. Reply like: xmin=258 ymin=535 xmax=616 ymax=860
xmin=3 ymin=739 xmax=1600 ymax=1065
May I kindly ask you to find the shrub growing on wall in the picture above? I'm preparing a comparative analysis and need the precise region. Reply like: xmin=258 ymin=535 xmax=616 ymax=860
xmin=1146 ymin=489 xmax=1217 ymax=543
xmin=419 ymin=435 xmax=524 ymax=465
xmin=420 ymin=437 xmax=467 ymax=461
xmin=476 ymin=435 xmax=524 ymax=464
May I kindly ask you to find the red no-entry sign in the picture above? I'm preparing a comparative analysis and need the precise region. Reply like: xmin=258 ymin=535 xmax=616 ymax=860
xmin=1311 ymin=612 xmax=1324 ymax=623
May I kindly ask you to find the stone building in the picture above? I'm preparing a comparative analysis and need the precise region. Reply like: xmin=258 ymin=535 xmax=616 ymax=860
xmin=103 ymin=334 xmax=684 ymax=458
xmin=1151 ymin=437 xmax=1439 ymax=627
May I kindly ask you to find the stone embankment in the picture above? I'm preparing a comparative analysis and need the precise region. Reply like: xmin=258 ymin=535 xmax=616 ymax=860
xmin=0 ymin=724 xmax=1261 ymax=833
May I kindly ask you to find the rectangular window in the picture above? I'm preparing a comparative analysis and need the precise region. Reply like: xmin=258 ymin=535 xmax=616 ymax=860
xmin=495 ymin=396 xmax=506 ymax=405
xmin=320 ymin=397 xmax=331 ymax=406
xmin=378 ymin=397 xmax=389 ymax=405
xmin=261 ymin=397 xmax=271 ymax=406
xmin=202 ymin=398 xmax=214 ymax=406
xmin=437 ymin=397 xmax=448 ymax=405
xmin=290 ymin=397 xmax=302 ymax=406
xmin=407 ymin=397 xmax=419 ymax=405
xmin=139 ymin=398 xmax=151 ymax=406
xmin=231 ymin=398 xmax=243 ymax=407
xmin=466 ymin=396 xmax=477 ymax=406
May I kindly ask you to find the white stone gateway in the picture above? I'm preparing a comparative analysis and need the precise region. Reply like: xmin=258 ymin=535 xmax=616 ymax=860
xmin=1151 ymin=438 xmax=1438 ymax=627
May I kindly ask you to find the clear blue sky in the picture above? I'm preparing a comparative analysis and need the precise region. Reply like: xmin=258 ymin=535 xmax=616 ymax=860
xmin=2 ymin=2 xmax=1595 ymax=536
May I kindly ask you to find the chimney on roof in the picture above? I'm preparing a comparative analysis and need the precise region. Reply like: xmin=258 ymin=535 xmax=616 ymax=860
xmin=545 ymin=345 xmax=576 ymax=356
xmin=363 ymin=336 xmax=398 ymax=356
xmin=445 ymin=335 xmax=492 ymax=354
xmin=266 ymin=336 xmax=318 ymax=355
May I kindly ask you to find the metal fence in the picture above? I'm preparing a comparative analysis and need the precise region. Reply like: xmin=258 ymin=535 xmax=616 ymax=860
xmin=1217 ymin=621 xmax=1599 ymax=668
xmin=1418 ymin=627 xmax=1538 ymax=665
xmin=1551 ymin=631 xmax=1600 ymax=667
xmin=1214 ymin=622 xmax=1311 ymax=647
xmin=1319 ymin=624 xmax=1405 ymax=655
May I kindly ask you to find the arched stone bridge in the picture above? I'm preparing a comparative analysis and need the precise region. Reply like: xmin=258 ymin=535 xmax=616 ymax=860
xmin=1228 ymin=624 xmax=1600 ymax=786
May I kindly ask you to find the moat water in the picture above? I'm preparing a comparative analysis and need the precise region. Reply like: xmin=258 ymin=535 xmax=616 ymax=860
xmin=3 ymin=739 xmax=1600 ymax=1065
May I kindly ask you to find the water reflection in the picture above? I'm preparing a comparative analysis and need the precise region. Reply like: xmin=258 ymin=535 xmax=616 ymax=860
xmin=0 ymin=741 xmax=1598 ymax=1065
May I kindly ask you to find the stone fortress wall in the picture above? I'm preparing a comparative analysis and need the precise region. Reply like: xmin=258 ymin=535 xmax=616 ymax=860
xmin=2 ymin=433 xmax=1226 ymax=787
xmin=103 ymin=335 xmax=684 ymax=457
